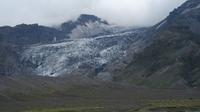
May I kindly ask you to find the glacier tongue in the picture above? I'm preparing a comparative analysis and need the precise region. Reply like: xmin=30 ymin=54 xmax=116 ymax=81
xmin=21 ymin=30 xmax=144 ymax=77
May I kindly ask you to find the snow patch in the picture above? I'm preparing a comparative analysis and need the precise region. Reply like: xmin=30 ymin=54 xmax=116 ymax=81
xmin=156 ymin=20 xmax=167 ymax=30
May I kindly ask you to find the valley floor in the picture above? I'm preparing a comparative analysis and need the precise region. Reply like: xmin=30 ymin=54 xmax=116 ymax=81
xmin=0 ymin=75 xmax=200 ymax=112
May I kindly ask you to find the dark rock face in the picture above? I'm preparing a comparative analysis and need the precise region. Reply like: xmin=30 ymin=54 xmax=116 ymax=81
xmin=0 ymin=24 xmax=66 ymax=45
xmin=77 ymin=14 xmax=108 ymax=25
xmin=0 ymin=44 xmax=31 ymax=76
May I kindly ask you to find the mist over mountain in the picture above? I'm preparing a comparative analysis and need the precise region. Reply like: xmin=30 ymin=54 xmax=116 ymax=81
xmin=0 ymin=0 xmax=186 ymax=27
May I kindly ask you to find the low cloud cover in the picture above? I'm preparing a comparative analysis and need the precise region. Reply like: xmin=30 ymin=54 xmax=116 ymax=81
xmin=0 ymin=0 xmax=186 ymax=27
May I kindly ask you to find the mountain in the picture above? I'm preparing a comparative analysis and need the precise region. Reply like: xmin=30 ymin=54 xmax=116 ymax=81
xmin=0 ymin=0 xmax=200 ymax=88
xmin=116 ymin=0 xmax=200 ymax=88
xmin=60 ymin=14 xmax=108 ymax=34
xmin=61 ymin=14 xmax=125 ymax=39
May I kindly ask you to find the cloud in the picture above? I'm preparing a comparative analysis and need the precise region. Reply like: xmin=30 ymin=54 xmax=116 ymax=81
xmin=0 ymin=0 xmax=186 ymax=27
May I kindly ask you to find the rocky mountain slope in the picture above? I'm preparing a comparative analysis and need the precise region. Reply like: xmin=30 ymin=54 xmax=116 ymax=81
xmin=117 ymin=0 xmax=200 ymax=88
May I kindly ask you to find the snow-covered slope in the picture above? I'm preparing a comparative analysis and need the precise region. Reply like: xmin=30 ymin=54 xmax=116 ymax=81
xmin=21 ymin=30 xmax=146 ymax=77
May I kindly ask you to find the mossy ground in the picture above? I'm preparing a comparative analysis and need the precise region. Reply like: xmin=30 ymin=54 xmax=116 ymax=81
xmin=129 ymin=99 xmax=200 ymax=112
xmin=23 ymin=99 xmax=200 ymax=112
xmin=24 ymin=107 xmax=105 ymax=112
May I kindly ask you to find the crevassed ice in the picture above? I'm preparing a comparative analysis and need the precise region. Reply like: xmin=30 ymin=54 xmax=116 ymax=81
xmin=21 ymin=30 xmax=142 ymax=77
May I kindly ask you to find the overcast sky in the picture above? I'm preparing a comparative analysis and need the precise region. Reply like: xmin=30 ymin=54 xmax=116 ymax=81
xmin=0 ymin=0 xmax=186 ymax=27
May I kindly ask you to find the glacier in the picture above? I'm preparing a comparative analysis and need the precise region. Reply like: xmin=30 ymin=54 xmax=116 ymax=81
xmin=21 ymin=30 xmax=145 ymax=77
